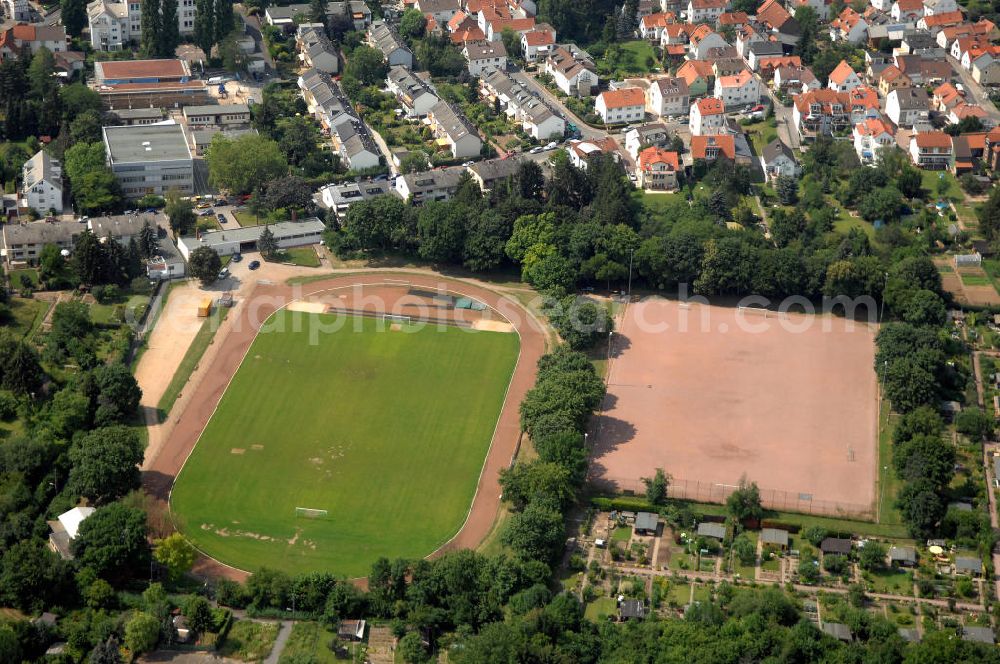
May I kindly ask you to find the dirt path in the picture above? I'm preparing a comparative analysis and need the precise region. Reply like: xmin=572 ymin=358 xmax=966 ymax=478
xmin=142 ymin=270 xmax=547 ymax=581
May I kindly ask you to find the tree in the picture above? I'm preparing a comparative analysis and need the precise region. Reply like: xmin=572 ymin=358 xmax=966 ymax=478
xmin=775 ymin=175 xmax=798 ymax=205
xmin=158 ymin=0 xmax=181 ymax=56
xmin=93 ymin=363 xmax=142 ymax=423
xmin=546 ymin=296 xmax=614 ymax=350
xmin=73 ymin=503 xmax=148 ymax=581
xmin=189 ymin=246 xmax=222 ymax=286
xmin=206 ymin=133 xmax=288 ymax=195
xmin=138 ymin=221 xmax=158 ymax=258
xmin=417 ymin=201 xmax=467 ymax=263
xmin=897 ymin=479 xmax=946 ymax=538
xmin=124 ymin=612 xmax=160 ymax=656
xmin=61 ymin=0 xmax=87 ymax=36
xmin=153 ymin=534 xmax=195 ymax=582
xmin=726 ymin=478 xmax=762 ymax=524
xmin=309 ymin=0 xmax=329 ymax=28
xmin=399 ymin=8 xmax=427 ymax=39
xmin=732 ymin=534 xmax=756 ymax=566
xmin=183 ymin=596 xmax=215 ymax=634
xmin=345 ymin=45 xmax=388 ymax=86
xmin=399 ymin=151 xmax=430 ymax=174
xmin=858 ymin=540 xmax=885 ymax=571
xmin=500 ymin=501 xmax=564 ymax=561
xmin=215 ymin=0 xmax=235 ymax=42
xmin=500 ymin=27 xmax=523 ymax=60
xmin=898 ymin=289 xmax=946 ymax=327
xmin=68 ymin=426 xmax=146 ymax=504
xmin=642 ymin=467 xmax=669 ymax=506
xmin=194 ymin=0 xmax=216 ymax=53
xmin=0 ymin=541 xmax=68 ymax=611
xmin=140 ymin=0 xmax=162 ymax=56
xmin=69 ymin=110 xmax=104 ymax=144
xmin=165 ymin=192 xmax=196 ymax=236
xmin=397 ymin=632 xmax=427 ymax=664
xmin=338 ymin=195 xmax=414 ymax=253
xmin=499 ymin=460 xmax=575 ymax=511
xmin=978 ymin=185 xmax=1000 ymax=240
xmin=883 ymin=358 xmax=938 ymax=413
xmin=893 ymin=434 xmax=955 ymax=488
xmin=2 ymin=341 xmax=43 ymax=396
xmin=955 ymin=408 xmax=994 ymax=440
xmin=859 ymin=186 xmax=904 ymax=222
xmin=258 ymin=226 xmax=278 ymax=259
xmin=89 ymin=637 xmax=123 ymax=664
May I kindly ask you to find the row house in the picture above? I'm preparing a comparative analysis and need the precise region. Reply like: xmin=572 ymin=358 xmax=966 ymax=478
xmin=595 ymin=87 xmax=646 ymax=124
xmin=463 ymin=39 xmax=507 ymax=76
xmin=689 ymin=96 xmax=726 ymax=135
xmin=368 ymin=20 xmax=413 ymax=67
xmin=298 ymin=68 xmax=381 ymax=170
xmin=479 ymin=68 xmax=565 ymax=138
xmin=757 ymin=55 xmax=801 ymax=79
xmin=853 ymin=117 xmax=896 ymax=164
xmin=297 ymin=24 xmax=339 ymax=74
xmin=640 ymin=12 xmax=676 ymax=40
xmin=714 ymin=70 xmax=759 ymax=107
xmin=467 ymin=157 xmax=523 ymax=191
xmin=427 ymin=100 xmax=483 ymax=158
xmin=894 ymin=53 xmax=951 ymax=84
xmin=478 ymin=5 xmax=535 ymax=40
xmin=949 ymin=102 xmax=994 ymax=129
xmin=972 ymin=50 xmax=1000 ymax=85
xmin=544 ymin=45 xmax=598 ymax=96
xmin=936 ymin=19 xmax=997 ymax=51
xmin=828 ymin=60 xmax=863 ymax=92
xmin=829 ymin=8 xmax=868 ymax=43
xmin=647 ymin=76 xmax=690 ymax=117
xmin=909 ymin=131 xmax=952 ymax=169
xmin=415 ymin=0 xmax=461 ymax=24
xmin=877 ymin=64 xmax=911 ymax=96
xmin=885 ymin=86 xmax=929 ymax=127
xmin=395 ymin=166 xmax=465 ymax=203
xmin=636 ymin=147 xmax=680 ymax=191
xmin=387 ymin=66 xmax=439 ymax=117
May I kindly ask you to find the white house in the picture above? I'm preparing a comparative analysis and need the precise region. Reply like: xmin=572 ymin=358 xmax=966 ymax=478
xmin=688 ymin=25 xmax=728 ymax=59
xmin=47 ymin=506 xmax=95 ymax=559
xmin=689 ymin=96 xmax=726 ymax=135
xmin=923 ymin=0 xmax=958 ymax=16
xmin=19 ymin=150 xmax=63 ymax=214
xmin=713 ymin=69 xmax=759 ymax=107
xmin=891 ymin=0 xmax=924 ymax=22
xmin=463 ymin=40 xmax=507 ymax=76
xmin=909 ymin=130 xmax=952 ymax=168
xmin=624 ymin=123 xmax=672 ymax=160
xmin=827 ymin=60 xmax=862 ymax=92
xmin=544 ymin=46 xmax=598 ymax=96
xmin=520 ymin=27 xmax=555 ymax=62
xmin=829 ymin=7 xmax=869 ymax=43
xmin=636 ymin=147 xmax=680 ymax=191
xmin=595 ymin=87 xmax=645 ymax=125
xmin=886 ymin=87 xmax=929 ymax=127
xmin=760 ymin=138 xmax=800 ymax=180
xmin=647 ymin=77 xmax=690 ymax=117
xmin=687 ymin=0 xmax=727 ymax=24
xmin=853 ymin=117 xmax=896 ymax=164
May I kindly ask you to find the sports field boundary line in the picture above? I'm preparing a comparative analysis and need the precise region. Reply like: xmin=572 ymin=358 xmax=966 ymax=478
xmin=162 ymin=273 xmax=547 ymax=580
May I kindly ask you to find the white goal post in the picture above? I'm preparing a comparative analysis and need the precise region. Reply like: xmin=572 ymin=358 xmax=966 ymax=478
xmin=295 ymin=507 xmax=329 ymax=519
xmin=382 ymin=314 xmax=412 ymax=324
xmin=736 ymin=305 xmax=770 ymax=318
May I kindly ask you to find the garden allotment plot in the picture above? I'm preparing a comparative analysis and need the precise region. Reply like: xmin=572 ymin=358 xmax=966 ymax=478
xmin=171 ymin=311 xmax=519 ymax=577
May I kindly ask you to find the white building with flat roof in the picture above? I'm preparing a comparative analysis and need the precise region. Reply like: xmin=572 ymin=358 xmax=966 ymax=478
xmin=19 ymin=150 xmax=64 ymax=214
xmin=177 ymin=219 xmax=326 ymax=259
xmin=102 ymin=123 xmax=194 ymax=198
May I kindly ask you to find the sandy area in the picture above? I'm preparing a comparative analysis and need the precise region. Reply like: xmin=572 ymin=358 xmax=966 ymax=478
xmin=591 ymin=298 xmax=879 ymax=517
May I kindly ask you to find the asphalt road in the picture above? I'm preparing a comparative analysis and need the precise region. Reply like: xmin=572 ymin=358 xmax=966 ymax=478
xmin=509 ymin=69 xmax=608 ymax=142
xmin=947 ymin=56 xmax=1000 ymax=122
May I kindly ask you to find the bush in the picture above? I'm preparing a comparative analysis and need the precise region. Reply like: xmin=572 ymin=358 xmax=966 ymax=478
xmin=0 ymin=391 xmax=18 ymax=421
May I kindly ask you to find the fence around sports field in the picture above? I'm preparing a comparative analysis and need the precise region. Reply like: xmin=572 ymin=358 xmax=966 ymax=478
xmin=595 ymin=475 xmax=875 ymax=521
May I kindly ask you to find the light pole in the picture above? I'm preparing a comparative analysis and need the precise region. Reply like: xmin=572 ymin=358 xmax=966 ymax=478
xmin=627 ymin=247 xmax=634 ymax=304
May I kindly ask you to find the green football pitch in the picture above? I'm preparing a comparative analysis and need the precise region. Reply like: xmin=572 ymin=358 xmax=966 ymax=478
xmin=170 ymin=311 xmax=520 ymax=577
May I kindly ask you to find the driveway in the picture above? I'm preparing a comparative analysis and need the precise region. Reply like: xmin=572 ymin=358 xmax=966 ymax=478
xmin=947 ymin=56 xmax=1000 ymax=121
xmin=510 ymin=69 xmax=607 ymax=141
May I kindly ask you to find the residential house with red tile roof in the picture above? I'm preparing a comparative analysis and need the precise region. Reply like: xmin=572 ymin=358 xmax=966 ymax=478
xmin=877 ymin=64 xmax=911 ymax=96
xmin=520 ymin=26 xmax=555 ymax=61
xmin=687 ymin=0 xmax=727 ymax=24
xmin=917 ymin=9 xmax=963 ymax=30
xmin=949 ymin=102 xmax=994 ymax=129
xmin=830 ymin=8 xmax=868 ymax=43
xmin=891 ymin=0 xmax=924 ymax=21
xmin=909 ymin=131 xmax=952 ymax=169
xmin=828 ymin=60 xmax=862 ymax=92
xmin=688 ymin=24 xmax=728 ymax=59
xmin=544 ymin=45 xmax=598 ymax=96
xmin=714 ymin=69 xmax=760 ymax=106
xmin=853 ymin=117 xmax=896 ymax=164
xmin=757 ymin=0 xmax=801 ymax=45
xmin=689 ymin=96 xmax=726 ymax=134
xmin=595 ymin=87 xmax=646 ymax=124
xmin=717 ymin=11 xmax=748 ymax=28
xmin=792 ymin=87 xmax=878 ymax=139
xmin=0 ymin=23 xmax=67 ymax=60
xmin=772 ymin=65 xmax=820 ymax=94
xmin=677 ymin=59 xmax=714 ymax=96
xmin=647 ymin=76 xmax=690 ymax=117
xmin=691 ymin=134 xmax=736 ymax=161
xmin=636 ymin=147 xmax=681 ymax=191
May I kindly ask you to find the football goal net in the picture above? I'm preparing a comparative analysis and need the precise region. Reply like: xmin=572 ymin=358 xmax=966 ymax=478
xmin=737 ymin=305 xmax=770 ymax=318
xmin=383 ymin=314 xmax=412 ymax=324
xmin=295 ymin=507 xmax=329 ymax=519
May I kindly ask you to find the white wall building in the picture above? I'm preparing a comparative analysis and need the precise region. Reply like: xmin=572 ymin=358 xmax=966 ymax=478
xmin=19 ymin=150 xmax=63 ymax=214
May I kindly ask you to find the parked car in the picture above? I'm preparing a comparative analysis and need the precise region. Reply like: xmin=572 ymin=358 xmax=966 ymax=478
xmin=216 ymin=213 xmax=226 ymax=222
xmin=248 ymin=260 xmax=260 ymax=270
xmin=197 ymin=202 xmax=212 ymax=209
xmin=529 ymin=146 xmax=544 ymax=154
xmin=231 ymin=253 xmax=242 ymax=263
xmin=198 ymin=209 xmax=214 ymax=216
xmin=545 ymin=141 xmax=558 ymax=150
xmin=217 ymin=267 xmax=229 ymax=280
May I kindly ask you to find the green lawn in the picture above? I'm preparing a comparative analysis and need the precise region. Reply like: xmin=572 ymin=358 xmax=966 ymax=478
xmin=612 ymin=526 xmax=632 ymax=542
xmin=219 ymin=620 xmax=279 ymax=662
xmin=867 ymin=569 xmax=913 ymax=596
xmin=171 ymin=312 xmax=520 ymax=576
xmin=9 ymin=297 xmax=47 ymax=338
xmin=584 ymin=596 xmax=618 ymax=622
xmin=597 ymin=40 xmax=660 ymax=77
xmin=9 ymin=269 xmax=39 ymax=289
xmin=742 ymin=119 xmax=778 ymax=155
xmin=270 ymin=247 xmax=321 ymax=268
xmin=89 ymin=295 xmax=149 ymax=326
xmin=922 ymin=170 xmax=962 ymax=202
xmin=877 ymin=401 xmax=904 ymax=527
xmin=279 ymin=622 xmax=340 ymax=664
xmin=234 ymin=210 xmax=259 ymax=227
xmin=961 ymin=273 xmax=992 ymax=286
xmin=157 ymin=307 xmax=230 ymax=417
